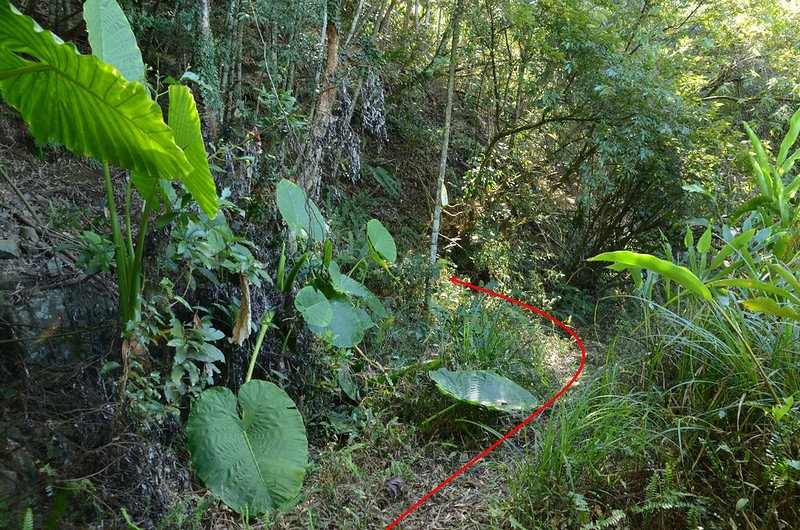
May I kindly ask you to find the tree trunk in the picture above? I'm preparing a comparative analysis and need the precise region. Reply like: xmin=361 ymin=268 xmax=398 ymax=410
xmin=377 ymin=0 xmax=398 ymax=35
xmin=198 ymin=0 xmax=222 ymax=141
xmin=429 ymin=0 xmax=461 ymax=265
xmin=345 ymin=0 xmax=365 ymax=48
xmin=297 ymin=15 xmax=340 ymax=197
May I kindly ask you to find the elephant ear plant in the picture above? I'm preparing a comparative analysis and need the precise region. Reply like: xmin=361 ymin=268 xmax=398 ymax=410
xmin=0 ymin=1 xmax=218 ymax=351
xmin=187 ymin=312 xmax=309 ymax=516
xmin=1 ymin=1 xmax=310 ymax=515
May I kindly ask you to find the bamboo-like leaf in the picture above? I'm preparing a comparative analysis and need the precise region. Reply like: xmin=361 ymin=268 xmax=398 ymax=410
xmin=0 ymin=2 xmax=191 ymax=180
xmin=709 ymin=229 xmax=755 ymax=272
xmin=779 ymin=148 xmax=800 ymax=178
xmin=741 ymin=297 xmax=800 ymax=323
xmin=710 ymin=278 xmax=800 ymax=305
xmin=697 ymin=226 xmax=712 ymax=253
xmin=744 ymin=122 xmax=772 ymax=182
xmin=785 ymin=173 xmax=800 ymax=199
xmin=777 ymin=108 xmax=800 ymax=169
xmin=769 ymin=262 xmax=800 ymax=294
xmin=83 ymin=0 xmax=145 ymax=84
xmin=588 ymin=251 xmax=712 ymax=301
xmin=729 ymin=196 xmax=772 ymax=225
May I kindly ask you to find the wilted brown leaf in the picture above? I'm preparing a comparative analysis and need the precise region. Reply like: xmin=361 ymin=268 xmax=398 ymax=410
xmin=228 ymin=272 xmax=251 ymax=345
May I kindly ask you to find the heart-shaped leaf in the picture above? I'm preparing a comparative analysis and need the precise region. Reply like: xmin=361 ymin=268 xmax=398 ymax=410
xmin=187 ymin=380 xmax=308 ymax=515
xmin=328 ymin=261 xmax=371 ymax=298
xmin=429 ymin=368 xmax=538 ymax=413
xmin=307 ymin=299 xmax=365 ymax=348
xmin=276 ymin=179 xmax=326 ymax=241
xmin=294 ymin=286 xmax=333 ymax=327
xmin=367 ymin=219 xmax=396 ymax=267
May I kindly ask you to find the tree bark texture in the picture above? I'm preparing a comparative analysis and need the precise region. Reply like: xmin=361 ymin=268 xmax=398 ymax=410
xmin=297 ymin=17 xmax=340 ymax=197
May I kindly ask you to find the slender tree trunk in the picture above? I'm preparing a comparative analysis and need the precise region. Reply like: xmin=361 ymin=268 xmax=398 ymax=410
xmin=313 ymin=2 xmax=329 ymax=93
xmin=376 ymin=0 xmax=398 ymax=35
xmin=354 ymin=0 xmax=383 ymax=40
xmin=220 ymin=0 xmax=240 ymax=107
xmin=198 ymin=0 xmax=222 ymax=141
xmin=283 ymin=7 xmax=299 ymax=91
xmin=429 ymin=0 xmax=461 ymax=265
xmin=298 ymin=13 xmax=340 ymax=197
xmin=345 ymin=0 xmax=365 ymax=48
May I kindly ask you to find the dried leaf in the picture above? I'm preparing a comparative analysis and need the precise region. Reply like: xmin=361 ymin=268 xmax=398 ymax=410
xmin=385 ymin=477 xmax=404 ymax=499
xmin=228 ymin=273 xmax=251 ymax=345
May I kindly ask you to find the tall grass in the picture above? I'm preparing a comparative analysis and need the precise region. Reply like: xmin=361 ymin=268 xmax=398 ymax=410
xmin=503 ymin=291 xmax=800 ymax=528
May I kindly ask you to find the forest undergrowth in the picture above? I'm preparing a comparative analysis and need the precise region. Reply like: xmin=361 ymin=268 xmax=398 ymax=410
xmin=2 ymin=0 xmax=799 ymax=529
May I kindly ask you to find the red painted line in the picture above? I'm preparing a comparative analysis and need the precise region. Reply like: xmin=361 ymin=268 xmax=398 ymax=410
xmin=386 ymin=277 xmax=587 ymax=529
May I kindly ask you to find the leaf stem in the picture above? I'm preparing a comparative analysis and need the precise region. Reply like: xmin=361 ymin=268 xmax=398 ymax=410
xmin=421 ymin=402 xmax=460 ymax=428
xmin=103 ymin=162 xmax=131 ymax=323
xmin=124 ymin=174 xmax=134 ymax=256
xmin=246 ymin=311 xmax=275 ymax=384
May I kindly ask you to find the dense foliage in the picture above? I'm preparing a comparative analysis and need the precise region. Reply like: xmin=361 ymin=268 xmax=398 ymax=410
xmin=2 ymin=0 xmax=799 ymax=528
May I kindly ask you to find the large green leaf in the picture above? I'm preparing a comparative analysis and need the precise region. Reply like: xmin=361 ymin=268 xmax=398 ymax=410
xmin=83 ymin=0 xmax=145 ymax=84
xmin=588 ymin=251 xmax=712 ymax=301
xmin=166 ymin=85 xmax=218 ymax=216
xmin=367 ymin=219 xmax=397 ymax=268
xmin=429 ymin=368 xmax=538 ymax=413
xmin=307 ymin=299 xmax=365 ymax=348
xmin=328 ymin=261 xmax=371 ymax=298
xmin=187 ymin=380 xmax=308 ymax=515
xmin=711 ymin=278 xmax=800 ymax=305
xmin=294 ymin=286 xmax=333 ymax=327
xmin=276 ymin=179 xmax=326 ymax=241
xmin=743 ymin=122 xmax=772 ymax=197
xmin=130 ymin=85 xmax=218 ymax=214
xmin=0 ymin=2 xmax=191 ymax=181
xmin=708 ymin=229 xmax=756 ymax=272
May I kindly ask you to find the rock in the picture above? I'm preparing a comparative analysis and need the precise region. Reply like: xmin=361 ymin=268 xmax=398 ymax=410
xmin=21 ymin=226 xmax=39 ymax=244
xmin=46 ymin=257 xmax=61 ymax=276
xmin=0 ymin=238 xmax=21 ymax=259
xmin=0 ymin=273 xmax=117 ymax=365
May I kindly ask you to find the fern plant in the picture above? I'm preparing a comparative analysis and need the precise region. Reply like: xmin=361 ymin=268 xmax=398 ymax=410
xmin=633 ymin=464 xmax=706 ymax=529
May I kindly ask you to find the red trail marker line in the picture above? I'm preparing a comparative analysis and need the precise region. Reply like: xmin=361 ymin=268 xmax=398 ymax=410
xmin=386 ymin=277 xmax=587 ymax=529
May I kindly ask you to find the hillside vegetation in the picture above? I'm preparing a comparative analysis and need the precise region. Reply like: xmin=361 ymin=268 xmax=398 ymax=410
xmin=1 ymin=0 xmax=799 ymax=528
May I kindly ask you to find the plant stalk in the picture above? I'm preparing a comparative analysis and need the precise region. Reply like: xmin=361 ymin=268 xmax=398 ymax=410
xmin=103 ymin=162 xmax=132 ymax=324
xmin=245 ymin=312 xmax=274 ymax=384
xmin=421 ymin=402 xmax=460 ymax=428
